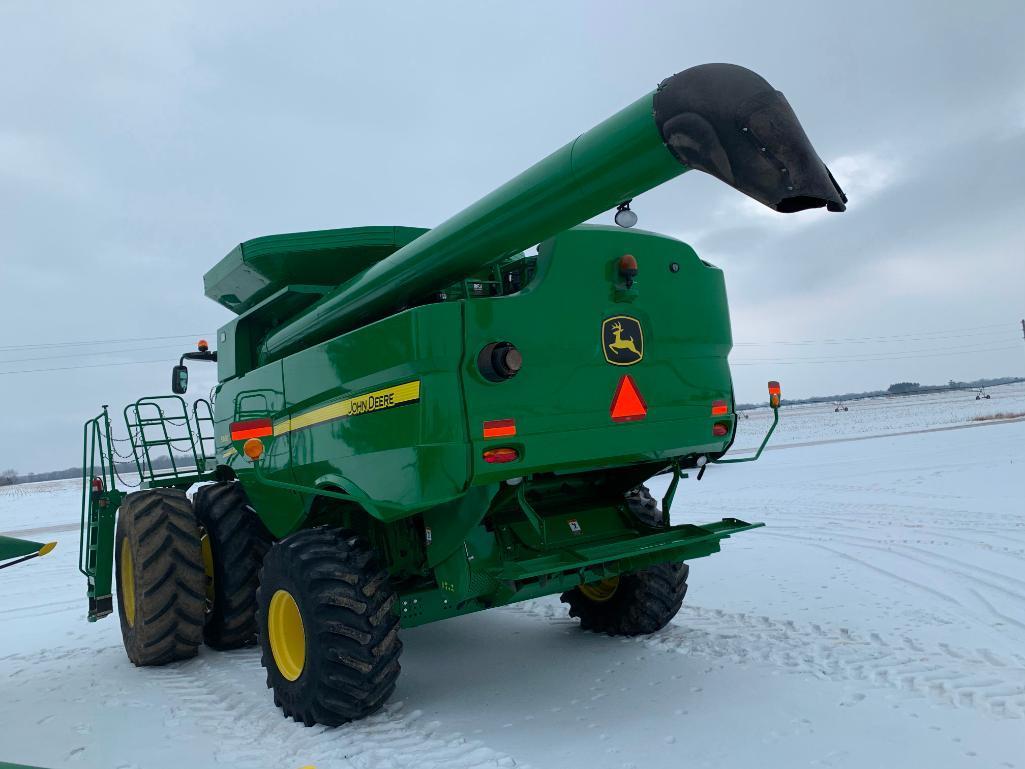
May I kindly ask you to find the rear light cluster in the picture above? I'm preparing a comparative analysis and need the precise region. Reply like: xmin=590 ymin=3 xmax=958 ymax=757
xmin=711 ymin=400 xmax=731 ymax=438
xmin=483 ymin=447 xmax=519 ymax=464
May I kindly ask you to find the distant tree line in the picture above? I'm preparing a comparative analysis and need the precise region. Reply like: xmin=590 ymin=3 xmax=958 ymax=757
xmin=2 ymin=454 xmax=187 ymax=487
xmin=736 ymin=376 xmax=1024 ymax=411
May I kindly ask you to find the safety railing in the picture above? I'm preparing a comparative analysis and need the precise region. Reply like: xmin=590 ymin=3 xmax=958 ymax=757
xmin=123 ymin=395 xmax=207 ymax=482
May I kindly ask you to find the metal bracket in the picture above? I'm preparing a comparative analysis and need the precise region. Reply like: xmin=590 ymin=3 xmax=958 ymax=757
xmin=714 ymin=406 xmax=779 ymax=465
xmin=515 ymin=482 xmax=546 ymax=543
xmin=660 ymin=459 xmax=685 ymax=524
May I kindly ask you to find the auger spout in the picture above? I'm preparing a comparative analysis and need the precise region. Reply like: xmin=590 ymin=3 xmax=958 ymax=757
xmin=258 ymin=62 xmax=845 ymax=363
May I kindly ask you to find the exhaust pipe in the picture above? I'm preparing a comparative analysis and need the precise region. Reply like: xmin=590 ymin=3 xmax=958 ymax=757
xmin=258 ymin=63 xmax=845 ymax=363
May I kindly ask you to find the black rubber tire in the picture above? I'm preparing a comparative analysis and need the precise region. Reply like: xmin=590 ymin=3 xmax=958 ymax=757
xmin=256 ymin=527 xmax=402 ymax=726
xmin=561 ymin=562 xmax=690 ymax=636
xmin=625 ymin=484 xmax=666 ymax=528
xmin=115 ymin=488 xmax=206 ymax=665
xmin=193 ymin=482 xmax=270 ymax=650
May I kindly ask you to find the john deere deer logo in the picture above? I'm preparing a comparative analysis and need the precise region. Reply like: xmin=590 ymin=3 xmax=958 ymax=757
xmin=602 ymin=316 xmax=644 ymax=366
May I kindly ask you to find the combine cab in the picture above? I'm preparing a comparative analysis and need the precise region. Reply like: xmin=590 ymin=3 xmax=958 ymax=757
xmin=79 ymin=63 xmax=845 ymax=725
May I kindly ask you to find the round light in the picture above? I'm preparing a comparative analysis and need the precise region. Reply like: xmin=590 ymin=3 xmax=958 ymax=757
xmin=197 ymin=339 xmax=209 ymax=352
xmin=614 ymin=208 xmax=638 ymax=228
xmin=243 ymin=437 xmax=265 ymax=461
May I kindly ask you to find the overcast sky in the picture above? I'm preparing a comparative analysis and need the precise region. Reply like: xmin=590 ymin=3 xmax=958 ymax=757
xmin=2 ymin=1 xmax=1024 ymax=473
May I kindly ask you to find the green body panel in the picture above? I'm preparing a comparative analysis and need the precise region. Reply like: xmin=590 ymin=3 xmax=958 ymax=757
xmin=205 ymin=226 xmax=428 ymax=315
xmin=463 ymin=225 xmax=733 ymax=484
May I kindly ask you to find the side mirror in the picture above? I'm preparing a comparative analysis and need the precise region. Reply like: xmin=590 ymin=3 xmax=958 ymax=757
xmin=172 ymin=365 xmax=189 ymax=395
xmin=768 ymin=380 xmax=781 ymax=409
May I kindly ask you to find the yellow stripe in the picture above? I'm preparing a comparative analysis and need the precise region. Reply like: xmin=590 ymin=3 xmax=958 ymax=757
xmin=274 ymin=380 xmax=421 ymax=436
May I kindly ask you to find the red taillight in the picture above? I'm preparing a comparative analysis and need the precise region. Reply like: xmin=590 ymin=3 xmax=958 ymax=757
xmin=711 ymin=400 xmax=729 ymax=416
xmin=712 ymin=422 xmax=729 ymax=437
xmin=91 ymin=477 xmax=104 ymax=493
xmin=483 ymin=418 xmax=516 ymax=439
xmin=230 ymin=418 xmax=273 ymax=442
xmin=483 ymin=447 xmax=519 ymax=464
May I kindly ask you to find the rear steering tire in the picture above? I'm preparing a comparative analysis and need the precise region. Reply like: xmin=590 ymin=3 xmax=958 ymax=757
xmin=562 ymin=562 xmax=689 ymax=636
xmin=256 ymin=527 xmax=402 ymax=726
xmin=115 ymin=488 xmax=206 ymax=665
xmin=624 ymin=484 xmax=666 ymax=528
xmin=193 ymin=481 xmax=270 ymax=650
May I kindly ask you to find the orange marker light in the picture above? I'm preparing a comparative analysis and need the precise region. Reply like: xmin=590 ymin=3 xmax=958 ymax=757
xmin=610 ymin=374 xmax=647 ymax=422
xmin=198 ymin=339 xmax=209 ymax=352
xmin=243 ymin=437 xmax=264 ymax=461
xmin=768 ymin=380 xmax=782 ymax=408
xmin=483 ymin=419 xmax=517 ymax=439
xmin=711 ymin=400 xmax=729 ymax=416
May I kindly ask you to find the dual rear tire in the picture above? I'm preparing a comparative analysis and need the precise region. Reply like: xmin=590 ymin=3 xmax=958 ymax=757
xmin=114 ymin=489 xmax=401 ymax=726
xmin=115 ymin=482 xmax=267 ymax=665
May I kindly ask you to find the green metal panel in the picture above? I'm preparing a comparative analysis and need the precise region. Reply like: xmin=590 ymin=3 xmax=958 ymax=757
xmin=204 ymin=226 xmax=428 ymax=314
xmin=462 ymin=225 xmax=733 ymax=485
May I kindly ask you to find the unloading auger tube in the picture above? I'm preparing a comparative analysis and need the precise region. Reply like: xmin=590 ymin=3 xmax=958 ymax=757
xmin=259 ymin=62 xmax=846 ymax=363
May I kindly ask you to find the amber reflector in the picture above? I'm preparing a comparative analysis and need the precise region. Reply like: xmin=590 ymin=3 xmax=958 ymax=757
xmin=243 ymin=438 xmax=265 ymax=461
xmin=711 ymin=400 xmax=729 ymax=416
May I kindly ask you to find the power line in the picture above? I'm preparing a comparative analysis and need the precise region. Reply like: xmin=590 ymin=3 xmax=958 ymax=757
xmin=0 ymin=358 xmax=177 ymax=376
xmin=734 ymin=323 xmax=1015 ymax=347
xmin=0 ymin=333 xmax=212 ymax=353
xmin=731 ymin=345 xmax=1021 ymax=366
xmin=733 ymin=340 xmax=1020 ymax=363
xmin=0 ymin=343 xmax=192 ymax=365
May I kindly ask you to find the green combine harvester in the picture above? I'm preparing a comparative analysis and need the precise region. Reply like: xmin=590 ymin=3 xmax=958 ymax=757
xmin=79 ymin=63 xmax=845 ymax=726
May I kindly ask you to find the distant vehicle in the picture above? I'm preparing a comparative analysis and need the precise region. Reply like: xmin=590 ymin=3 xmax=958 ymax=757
xmin=834 ymin=401 xmax=849 ymax=412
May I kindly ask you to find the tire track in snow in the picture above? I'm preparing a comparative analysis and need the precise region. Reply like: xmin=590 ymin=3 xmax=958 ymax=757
xmin=507 ymin=600 xmax=1025 ymax=719
xmin=150 ymin=650 xmax=525 ymax=769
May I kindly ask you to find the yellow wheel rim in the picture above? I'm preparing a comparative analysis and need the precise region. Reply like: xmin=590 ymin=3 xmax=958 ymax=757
xmin=120 ymin=538 xmax=136 ymax=627
xmin=579 ymin=576 xmax=619 ymax=602
xmin=268 ymin=589 xmax=306 ymax=681
xmin=200 ymin=529 xmax=215 ymax=607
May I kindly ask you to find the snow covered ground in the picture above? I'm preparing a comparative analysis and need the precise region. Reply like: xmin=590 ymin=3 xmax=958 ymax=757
xmin=1 ymin=387 xmax=1023 ymax=769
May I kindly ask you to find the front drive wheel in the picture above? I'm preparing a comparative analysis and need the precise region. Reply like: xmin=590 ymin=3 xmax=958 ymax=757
xmin=561 ymin=562 xmax=689 ymax=636
xmin=256 ymin=527 xmax=402 ymax=726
